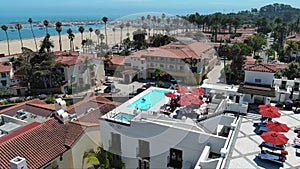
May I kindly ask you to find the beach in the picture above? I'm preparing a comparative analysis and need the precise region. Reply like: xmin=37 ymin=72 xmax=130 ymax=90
xmin=0 ymin=27 xmax=138 ymax=55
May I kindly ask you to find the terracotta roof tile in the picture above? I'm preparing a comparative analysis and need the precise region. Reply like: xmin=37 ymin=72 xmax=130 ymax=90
xmin=109 ymin=56 xmax=125 ymax=65
xmin=72 ymin=104 xmax=116 ymax=127
xmin=0 ymin=122 xmax=41 ymax=142
xmin=0 ymin=118 xmax=85 ymax=168
xmin=0 ymin=99 xmax=54 ymax=117
xmin=0 ymin=62 xmax=11 ymax=73
xmin=130 ymin=42 xmax=214 ymax=59
xmin=55 ymin=53 xmax=95 ymax=66
xmin=244 ymin=63 xmax=277 ymax=73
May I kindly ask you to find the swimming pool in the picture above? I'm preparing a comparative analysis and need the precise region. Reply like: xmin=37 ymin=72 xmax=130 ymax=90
xmin=127 ymin=89 xmax=170 ymax=111
xmin=114 ymin=112 xmax=134 ymax=122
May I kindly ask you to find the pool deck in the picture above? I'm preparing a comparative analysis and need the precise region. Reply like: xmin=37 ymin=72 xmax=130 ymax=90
xmin=101 ymin=87 xmax=171 ymax=124
xmin=226 ymin=107 xmax=300 ymax=169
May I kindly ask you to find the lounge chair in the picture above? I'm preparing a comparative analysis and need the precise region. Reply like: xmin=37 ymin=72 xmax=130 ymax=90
xmin=258 ymin=125 xmax=270 ymax=133
xmin=258 ymin=152 xmax=285 ymax=165
xmin=259 ymin=142 xmax=286 ymax=150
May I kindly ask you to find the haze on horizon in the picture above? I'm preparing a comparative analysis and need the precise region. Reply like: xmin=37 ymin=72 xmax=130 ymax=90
xmin=1 ymin=0 xmax=300 ymax=19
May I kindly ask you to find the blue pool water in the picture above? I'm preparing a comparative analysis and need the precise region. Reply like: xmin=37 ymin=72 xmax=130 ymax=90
xmin=128 ymin=89 xmax=169 ymax=111
xmin=114 ymin=113 xmax=134 ymax=122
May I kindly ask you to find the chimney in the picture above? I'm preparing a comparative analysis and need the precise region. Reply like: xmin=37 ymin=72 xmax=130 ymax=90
xmin=10 ymin=156 xmax=27 ymax=169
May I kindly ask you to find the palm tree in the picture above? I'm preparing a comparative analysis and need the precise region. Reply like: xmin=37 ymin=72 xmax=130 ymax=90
xmin=111 ymin=27 xmax=116 ymax=46
xmin=39 ymin=33 xmax=54 ymax=53
xmin=28 ymin=18 xmax=38 ymax=51
xmin=1 ymin=25 xmax=10 ymax=55
xmin=102 ymin=16 xmax=108 ymax=46
xmin=67 ymin=28 xmax=74 ymax=51
xmin=141 ymin=16 xmax=145 ymax=24
xmin=95 ymin=29 xmax=100 ymax=46
xmin=43 ymin=20 xmax=49 ymax=34
xmin=55 ymin=22 xmax=63 ymax=51
xmin=100 ymin=33 xmax=105 ymax=53
xmin=15 ymin=23 xmax=23 ymax=48
xmin=83 ymin=146 xmax=125 ymax=169
xmin=126 ymin=22 xmax=130 ymax=38
xmin=89 ymin=27 xmax=93 ymax=39
xmin=78 ymin=26 xmax=85 ymax=41
xmin=285 ymin=40 xmax=299 ymax=62
xmin=119 ymin=23 xmax=124 ymax=44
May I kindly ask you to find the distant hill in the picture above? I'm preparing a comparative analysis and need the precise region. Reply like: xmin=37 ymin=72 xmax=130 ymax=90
xmin=259 ymin=3 xmax=300 ymax=22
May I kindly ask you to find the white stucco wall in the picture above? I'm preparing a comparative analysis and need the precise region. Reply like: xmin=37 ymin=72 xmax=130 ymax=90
xmin=100 ymin=119 xmax=227 ymax=169
xmin=244 ymin=71 xmax=274 ymax=86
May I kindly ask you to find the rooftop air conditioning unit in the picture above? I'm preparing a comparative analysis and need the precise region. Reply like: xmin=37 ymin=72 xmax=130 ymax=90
xmin=10 ymin=156 xmax=27 ymax=169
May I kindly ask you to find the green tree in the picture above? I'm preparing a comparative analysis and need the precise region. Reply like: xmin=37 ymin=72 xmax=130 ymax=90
xmin=78 ymin=26 xmax=85 ymax=42
xmin=112 ymin=27 xmax=116 ymax=45
xmin=55 ymin=22 xmax=63 ymax=51
xmin=83 ymin=146 xmax=125 ymax=169
xmin=95 ymin=29 xmax=100 ymax=46
xmin=43 ymin=20 xmax=49 ymax=34
xmin=285 ymin=40 xmax=299 ymax=62
xmin=119 ymin=23 xmax=124 ymax=44
xmin=102 ymin=16 xmax=108 ymax=45
xmin=28 ymin=18 xmax=38 ymax=51
xmin=39 ymin=33 xmax=54 ymax=53
xmin=15 ymin=23 xmax=23 ymax=48
xmin=89 ymin=27 xmax=93 ymax=39
xmin=132 ymin=29 xmax=147 ymax=49
xmin=245 ymin=34 xmax=267 ymax=55
xmin=1 ymin=25 xmax=10 ymax=55
xmin=67 ymin=28 xmax=75 ymax=51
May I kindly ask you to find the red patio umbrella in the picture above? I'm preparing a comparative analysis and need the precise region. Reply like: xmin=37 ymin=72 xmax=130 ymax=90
xmin=176 ymin=86 xmax=189 ymax=94
xmin=259 ymin=104 xmax=278 ymax=111
xmin=164 ymin=92 xmax=177 ymax=98
xmin=259 ymin=108 xmax=281 ymax=118
xmin=192 ymin=99 xmax=205 ymax=105
xmin=182 ymin=94 xmax=198 ymax=102
xmin=191 ymin=87 xmax=204 ymax=96
xmin=261 ymin=131 xmax=289 ymax=145
xmin=178 ymin=99 xmax=192 ymax=106
xmin=266 ymin=121 xmax=290 ymax=133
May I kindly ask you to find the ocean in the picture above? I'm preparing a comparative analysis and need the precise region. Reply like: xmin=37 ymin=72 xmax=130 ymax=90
xmin=0 ymin=15 xmax=114 ymax=41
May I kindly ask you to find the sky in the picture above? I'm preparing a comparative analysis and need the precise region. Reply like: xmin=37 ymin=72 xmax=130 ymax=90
xmin=1 ymin=0 xmax=300 ymax=19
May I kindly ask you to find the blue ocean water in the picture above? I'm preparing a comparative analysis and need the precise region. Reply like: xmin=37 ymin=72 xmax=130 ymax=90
xmin=0 ymin=15 xmax=113 ymax=41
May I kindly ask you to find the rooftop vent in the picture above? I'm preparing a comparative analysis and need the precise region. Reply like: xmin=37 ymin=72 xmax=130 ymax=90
xmin=55 ymin=98 xmax=66 ymax=111
xmin=10 ymin=156 xmax=27 ymax=169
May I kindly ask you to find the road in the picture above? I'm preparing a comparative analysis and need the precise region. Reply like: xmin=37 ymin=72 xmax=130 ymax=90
xmin=204 ymin=60 xmax=226 ymax=84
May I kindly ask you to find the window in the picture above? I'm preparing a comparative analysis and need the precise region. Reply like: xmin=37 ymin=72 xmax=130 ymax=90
xmin=255 ymin=79 xmax=261 ymax=83
xmin=1 ymin=80 xmax=7 ymax=87
xmin=1 ymin=73 xmax=6 ymax=78
xmin=179 ymin=66 xmax=184 ymax=71
xmin=160 ymin=64 xmax=164 ymax=68
xmin=168 ymin=148 xmax=182 ymax=169
xmin=138 ymin=158 xmax=150 ymax=169
xmin=169 ymin=65 xmax=174 ymax=70
xmin=141 ymin=61 xmax=144 ymax=64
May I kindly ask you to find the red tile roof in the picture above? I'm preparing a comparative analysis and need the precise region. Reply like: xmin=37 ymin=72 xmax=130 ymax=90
xmin=0 ymin=99 xmax=55 ymax=117
xmin=244 ymin=63 xmax=277 ymax=73
xmin=0 ymin=62 xmax=11 ymax=73
xmin=0 ymin=122 xmax=41 ymax=142
xmin=130 ymin=42 xmax=214 ymax=59
xmin=72 ymin=104 xmax=116 ymax=127
xmin=55 ymin=53 xmax=95 ymax=66
xmin=109 ymin=56 xmax=125 ymax=65
xmin=67 ymin=95 xmax=112 ymax=116
xmin=0 ymin=118 xmax=85 ymax=168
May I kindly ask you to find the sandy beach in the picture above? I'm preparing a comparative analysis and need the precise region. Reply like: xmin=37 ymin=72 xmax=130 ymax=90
xmin=0 ymin=27 xmax=138 ymax=55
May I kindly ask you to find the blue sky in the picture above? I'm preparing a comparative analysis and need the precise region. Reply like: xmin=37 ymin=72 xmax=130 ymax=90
xmin=1 ymin=0 xmax=300 ymax=18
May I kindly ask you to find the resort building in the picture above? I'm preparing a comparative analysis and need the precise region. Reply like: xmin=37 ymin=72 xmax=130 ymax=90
xmin=273 ymin=77 xmax=300 ymax=102
xmin=0 ymin=96 xmax=116 ymax=169
xmin=0 ymin=62 xmax=19 ymax=90
xmin=100 ymin=87 xmax=240 ymax=169
xmin=124 ymin=42 xmax=218 ymax=85
xmin=54 ymin=51 xmax=105 ymax=91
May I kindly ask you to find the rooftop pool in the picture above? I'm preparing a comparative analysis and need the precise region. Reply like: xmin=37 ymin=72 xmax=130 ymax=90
xmin=114 ymin=112 xmax=134 ymax=122
xmin=127 ymin=88 xmax=170 ymax=111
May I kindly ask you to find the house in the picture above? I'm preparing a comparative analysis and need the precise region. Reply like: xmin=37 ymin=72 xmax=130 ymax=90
xmin=54 ymin=51 xmax=105 ymax=91
xmin=238 ymin=63 xmax=279 ymax=104
xmin=124 ymin=41 xmax=218 ymax=85
xmin=273 ymin=77 xmax=300 ymax=102
xmin=0 ymin=96 xmax=116 ymax=169
xmin=100 ymin=87 xmax=240 ymax=169
xmin=0 ymin=99 xmax=55 ymax=124
xmin=0 ymin=62 xmax=19 ymax=90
